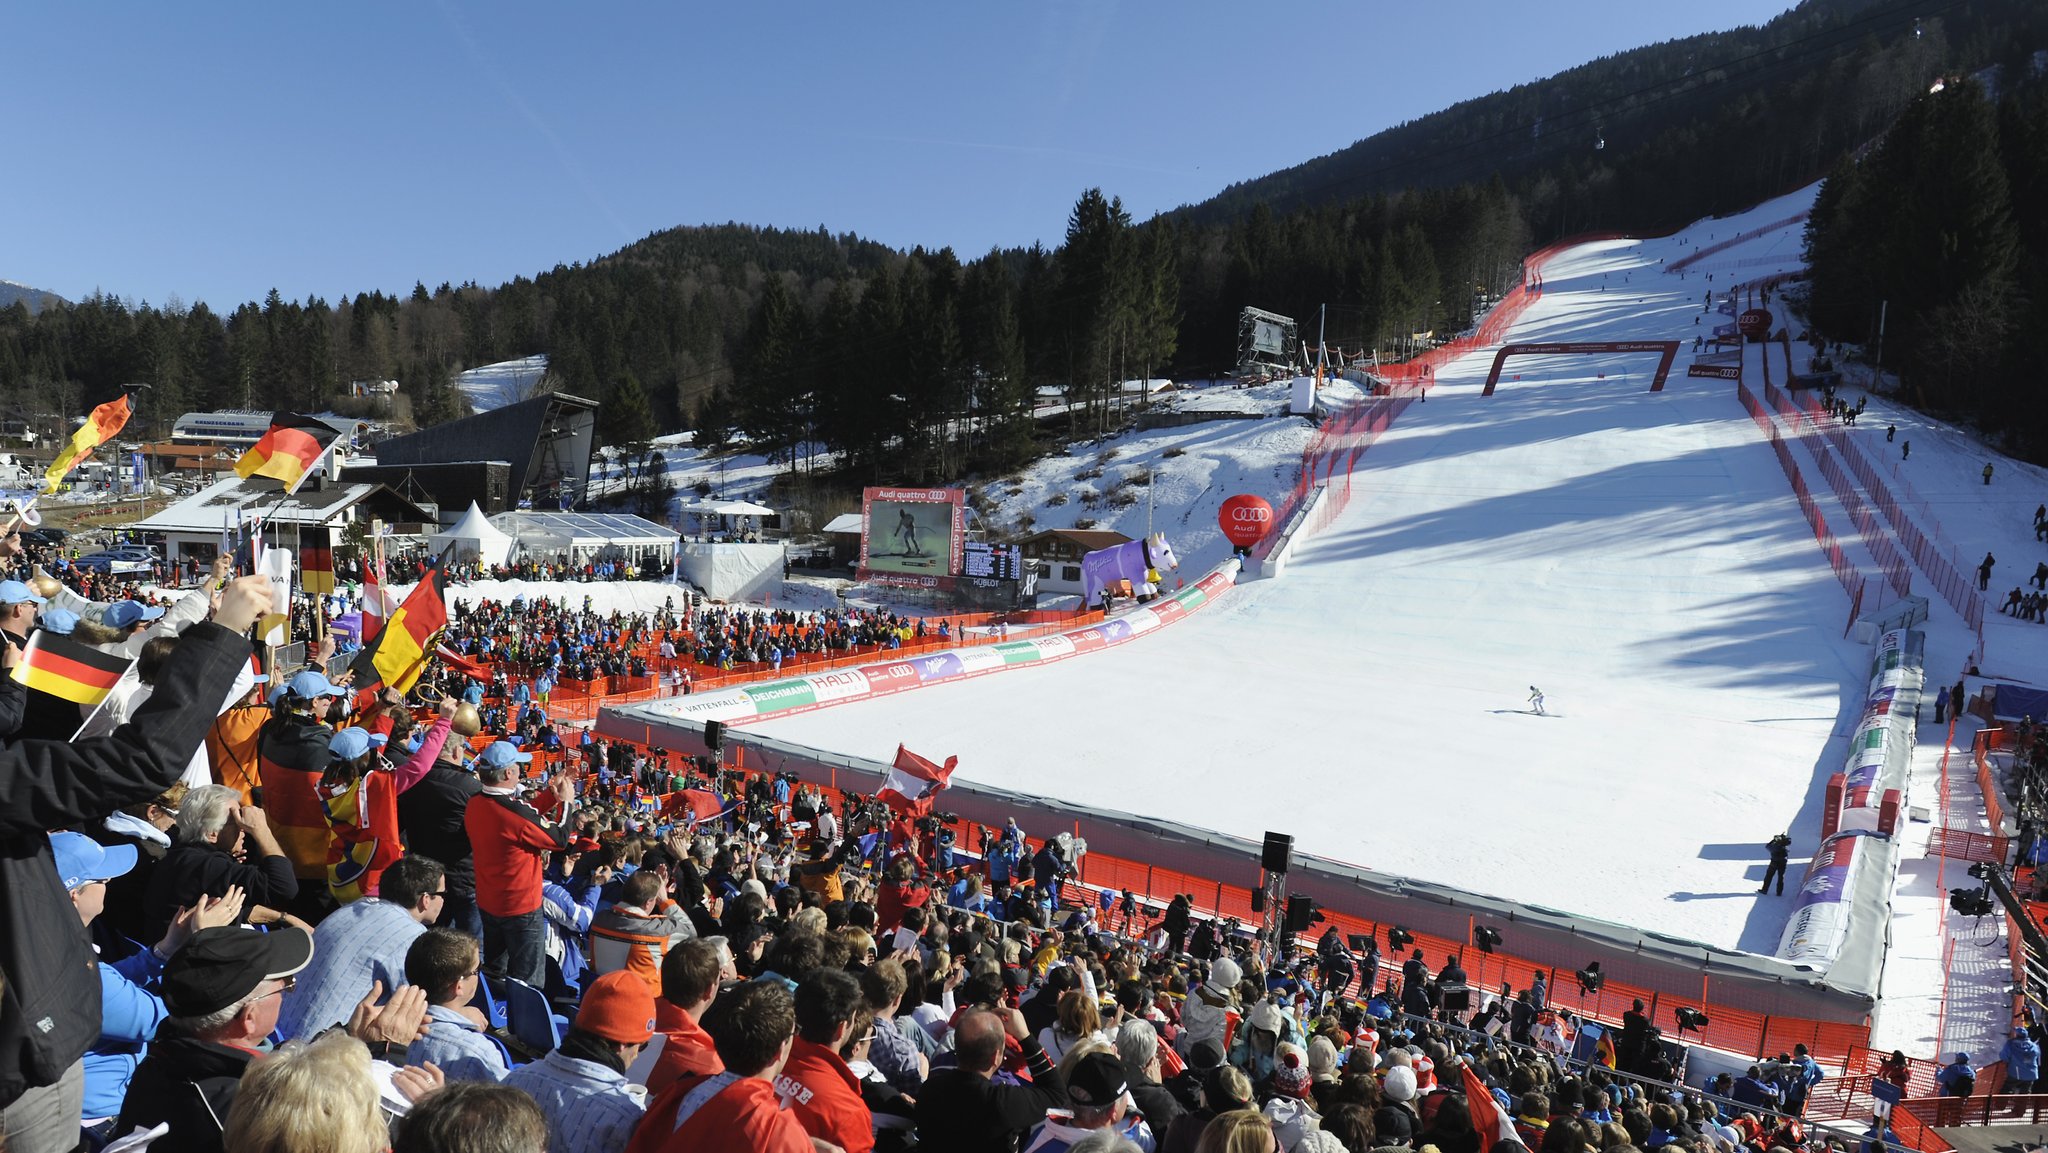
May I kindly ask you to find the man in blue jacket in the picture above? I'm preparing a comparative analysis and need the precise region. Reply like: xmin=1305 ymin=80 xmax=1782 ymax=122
xmin=2001 ymin=1030 xmax=2041 ymax=1095
xmin=1938 ymin=1053 xmax=1977 ymax=1098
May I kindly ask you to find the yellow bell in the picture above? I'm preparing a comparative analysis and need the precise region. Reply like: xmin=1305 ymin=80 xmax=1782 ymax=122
xmin=29 ymin=567 xmax=61 ymax=600
xmin=453 ymin=702 xmax=483 ymax=738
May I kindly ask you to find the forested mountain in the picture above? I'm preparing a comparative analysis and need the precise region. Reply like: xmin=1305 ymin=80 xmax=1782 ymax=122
xmin=1802 ymin=68 xmax=2048 ymax=451
xmin=0 ymin=281 xmax=63 ymax=315
xmin=1 ymin=0 xmax=2042 ymax=482
xmin=1182 ymin=0 xmax=2042 ymax=237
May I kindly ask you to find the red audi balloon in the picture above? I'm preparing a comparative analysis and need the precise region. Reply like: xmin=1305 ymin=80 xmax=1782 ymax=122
xmin=1218 ymin=494 xmax=1274 ymax=547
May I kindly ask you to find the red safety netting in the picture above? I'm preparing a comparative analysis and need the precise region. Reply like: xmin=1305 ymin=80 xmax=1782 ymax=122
xmin=1764 ymin=380 xmax=1914 ymax=602
xmin=1737 ymin=381 xmax=1870 ymax=632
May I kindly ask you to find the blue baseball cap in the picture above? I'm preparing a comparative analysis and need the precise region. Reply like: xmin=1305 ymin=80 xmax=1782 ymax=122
xmin=38 ymin=608 xmax=80 ymax=635
xmin=0 ymin=579 xmax=45 ymax=606
xmin=51 ymin=831 xmax=137 ymax=892
xmin=478 ymin=741 xmax=533 ymax=770
xmin=287 ymin=670 xmax=344 ymax=699
xmin=329 ymin=726 xmax=375 ymax=761
xmin=104 ymin=600 xmax=165 ymax=630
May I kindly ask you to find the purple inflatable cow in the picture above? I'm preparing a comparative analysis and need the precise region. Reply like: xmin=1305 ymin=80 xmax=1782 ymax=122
xmin=1080 ymin=532 xmax=1179 ymax=606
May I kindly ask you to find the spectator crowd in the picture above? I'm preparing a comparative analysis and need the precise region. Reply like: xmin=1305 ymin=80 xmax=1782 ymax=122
xmin=0 ymin=521 xmax=2021 ymax=1153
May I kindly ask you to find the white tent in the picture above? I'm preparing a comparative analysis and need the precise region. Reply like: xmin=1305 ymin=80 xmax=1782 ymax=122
xmin=428 ymin=502 xmax=514 ymax=569
xmin=489 ymin=510 xmax=678 ymax=566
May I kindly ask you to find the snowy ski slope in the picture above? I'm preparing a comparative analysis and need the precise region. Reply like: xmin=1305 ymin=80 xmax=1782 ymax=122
xmin=750 ymin=188 xmax=1887 ymax=953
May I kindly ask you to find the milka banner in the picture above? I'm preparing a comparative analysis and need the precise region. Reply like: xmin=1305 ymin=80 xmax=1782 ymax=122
xmin=647 ymin=562 xmax=1238 ymax=727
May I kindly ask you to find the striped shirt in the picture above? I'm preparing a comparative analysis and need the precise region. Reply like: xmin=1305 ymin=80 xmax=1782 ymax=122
xmin=405 ymin=1004 xmax=507 ymax=1084
xmin=504 ymin=1049 xmax=646 ymax=1153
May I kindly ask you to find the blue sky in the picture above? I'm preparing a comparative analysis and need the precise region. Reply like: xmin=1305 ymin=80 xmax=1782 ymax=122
xmin=3 ymin=2 xmax=1798 ymax=312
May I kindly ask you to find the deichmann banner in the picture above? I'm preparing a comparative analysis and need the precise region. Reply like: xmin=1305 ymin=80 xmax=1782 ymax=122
xmin=643 ymin=562 xmax=1236 ymax=726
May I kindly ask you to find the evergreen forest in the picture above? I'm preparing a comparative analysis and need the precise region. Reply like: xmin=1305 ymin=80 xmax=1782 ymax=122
xmin=2 ymin=0 xmax=2044 ymax=478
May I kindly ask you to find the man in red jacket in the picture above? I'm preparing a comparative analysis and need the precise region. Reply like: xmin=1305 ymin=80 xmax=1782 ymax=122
xmin=626 ymin=980 xmax=812 ymax=1153
xmin=646 ymin=939 xmax=723 ymax=1095
xmin=776 ymin=969 xmax=873 ymax=1153
xmin=463 ymin=742 xmax=575 ymax=988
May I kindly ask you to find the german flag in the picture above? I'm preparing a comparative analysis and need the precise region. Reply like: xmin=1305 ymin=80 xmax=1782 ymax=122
xmin=13 ymin=631 xmax=133 ymax=707
xmin=43 ymin=395 xmax=133 ymax=494
xmin=233 ymin=412 xmax=340 ymax=494
xmin=349 ymin=566 xmax=448 ymax=694
xmin=300 ymin=541 xmax=336 ymax=595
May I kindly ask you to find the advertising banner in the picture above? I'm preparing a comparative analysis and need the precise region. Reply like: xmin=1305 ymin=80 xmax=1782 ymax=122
xmin=639 ymin=563 xmax=1240 ymax=727
xmin=1778 ymin=831 xmax=1866 ymax=966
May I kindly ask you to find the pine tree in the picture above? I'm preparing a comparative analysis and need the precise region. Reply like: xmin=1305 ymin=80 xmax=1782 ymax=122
xmin=604 ymin=370 xmax=658 ymax=448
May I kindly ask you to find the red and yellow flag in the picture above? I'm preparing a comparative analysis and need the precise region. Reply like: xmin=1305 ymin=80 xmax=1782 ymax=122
xmin=234 ymin=412 xmax=340 ymax=493
xmin=348 ymin=567 xmax=448 ymax=694
xmin=43 ymin=395 xmax=133 ymax=494
xmin=14 ymin=631 xmax=133 ymax=706
xmin=300 ymin=541 xmax=336 ymax=595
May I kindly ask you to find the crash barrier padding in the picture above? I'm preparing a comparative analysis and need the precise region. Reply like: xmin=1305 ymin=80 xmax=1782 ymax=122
xmin=1257 ymin=484 xmax=1328 ymax=580
xmin=617 ymin=561 xmax=1241 ymax=728
xmin=1777 ymin=628 xmax=1920 ymax=979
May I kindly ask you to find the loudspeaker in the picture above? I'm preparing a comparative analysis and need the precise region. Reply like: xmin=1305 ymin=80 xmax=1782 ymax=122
xmin=1285 ymin=894 xmax=1315 ymax=933
xmin=1262 ymin=831 xmax=1294 ymax=874
xmin=1250 ymin=888 xmax=1267 ymax=914
xmin=704 ymin=720 xmax=725 ymax=752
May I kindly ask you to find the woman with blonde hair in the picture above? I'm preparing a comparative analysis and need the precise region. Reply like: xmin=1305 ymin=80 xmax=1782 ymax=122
xmin=1041 ymin=987 xmax=1110 ymax=1064
xmin=1195 ymin=1108 xmax=1280 ymax=1153
xmin=221 ymin=1032 xmax=387 ymax=1153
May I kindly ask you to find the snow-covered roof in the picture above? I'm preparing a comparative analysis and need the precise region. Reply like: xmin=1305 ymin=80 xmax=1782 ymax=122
xmin=677 ymin=499 xmax=777 ymax=517
xmin=128 ymin=476 xmax=417 ymax=534
xmin=821 ymin=513 xmax=864 ymax=535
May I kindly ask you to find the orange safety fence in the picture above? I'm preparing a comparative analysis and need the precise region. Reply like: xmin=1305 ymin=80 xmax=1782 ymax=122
xmin=1887 ymin=1100 xmax=1957 ymax=1153
xmin=1975 ymin=729 xmax=2007 ymax=836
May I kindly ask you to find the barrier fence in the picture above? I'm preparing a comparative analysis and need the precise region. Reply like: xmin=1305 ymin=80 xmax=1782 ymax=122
xmin=1764 ymin=381 xmax=1914 ymax=602
xmin=1665 ymin=212 xmax=1812 ymax=273
xmin=1785 ymin=388 xmax=1985 ymax=660
xmin=1736 ymin=381 xmax=1871 ymax=632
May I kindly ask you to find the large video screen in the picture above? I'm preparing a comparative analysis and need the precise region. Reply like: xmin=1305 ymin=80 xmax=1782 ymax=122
xmin=858 ymin=487 xmax=964 ymax=579
xmin=1252 ymin=318 xmax=1287 ymax=356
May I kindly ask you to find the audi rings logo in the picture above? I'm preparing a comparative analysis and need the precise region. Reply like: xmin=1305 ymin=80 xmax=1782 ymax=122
xmin=1228 ymin=506 xmax=1271 ymax=523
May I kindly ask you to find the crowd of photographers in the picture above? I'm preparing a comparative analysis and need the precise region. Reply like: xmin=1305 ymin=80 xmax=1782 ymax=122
xmin=0 ymin=529 xmax=2004 ymax=1153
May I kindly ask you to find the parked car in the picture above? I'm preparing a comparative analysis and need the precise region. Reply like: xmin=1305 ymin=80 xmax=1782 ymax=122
xmin=74 ymin=552 xmax=152 ymax=575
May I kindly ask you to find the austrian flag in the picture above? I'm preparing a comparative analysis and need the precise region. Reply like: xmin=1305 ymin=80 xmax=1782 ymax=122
xmin=878 ymin=745 xmax=958 ymax=815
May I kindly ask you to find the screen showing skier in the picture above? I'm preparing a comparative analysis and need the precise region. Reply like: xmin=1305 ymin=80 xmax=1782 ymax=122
xmin=858 ymin=486 xmax=964 ymax=578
